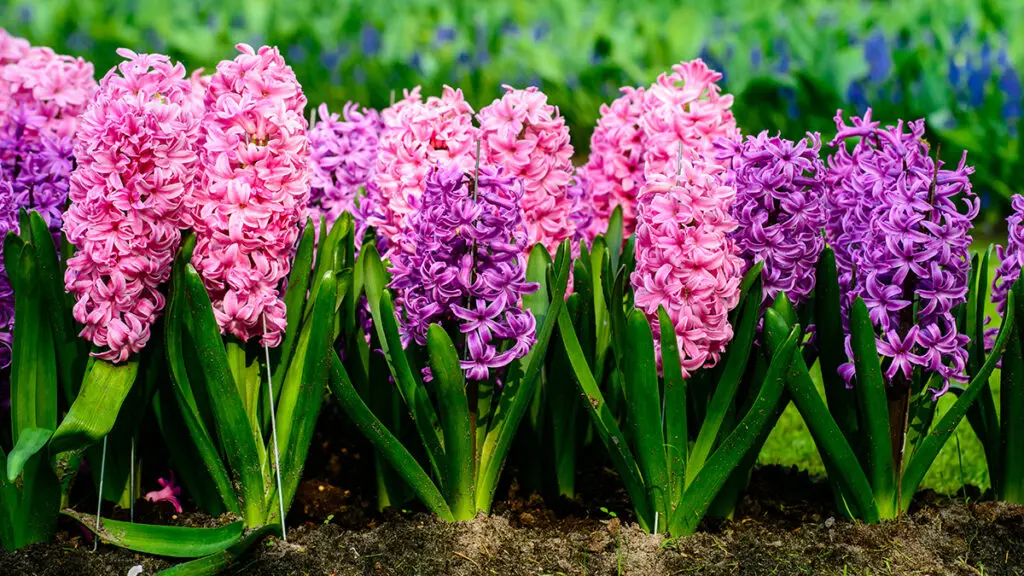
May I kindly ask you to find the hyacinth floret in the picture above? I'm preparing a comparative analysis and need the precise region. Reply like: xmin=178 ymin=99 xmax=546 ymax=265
xmin=631 ymin=157 xmax=743 ymax=378
xmin=309 ymin=101 xmax=383 ymax=238
xmin=190 ymin=44 xmax=310 ymax=348
xmin=826 ymin=109 xmax=976 ymax=396
xmin=389 ymin=163 xmax=538 ymax=381
xmin=63 ymin=49 xmax=200 ymax=363
xmin=477 ymin=85 xmax=575 ymax=254
xmin=0 ymin=179 xmax=17 ymax=370
xmin=583 ymin=86 xmax=645 ymax=237
xmin=0 ymin=105 xmax=74 ymax=232
xmin=642 ymin=59 xmax=738 ymax=180
xmin=372 ymin=86 xmax=478 ymax=252
xmin=715 ymin=131 xmax=827 ymax=307
xmin=992 ymin=195 xmax=1024 ymax=317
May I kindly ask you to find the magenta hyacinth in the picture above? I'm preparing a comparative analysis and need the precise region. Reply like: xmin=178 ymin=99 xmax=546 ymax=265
xmin=372 ymin=86 xmax=479 ymax=253
xmin=826 ymin=109 xmax=976 ymax=396
xmin=631 ymin=161 xmax=743 ymax=378
xmin=715 ymin=131 xmax=827 ymax=308
xmin=189 ymin=44 xmax=310 ymax=347
xmin=308 ymin=101 xmax=382 ymax=238
xmin=642 ymin=59 xmax=738 ymax=180
xmin=389 ymin=163 xmax=537 ymax=380
xmin=992 ymin=195 xmax=1024 ymax=317
xmin=63 ymin=50 xmax=201 ymax=363
xmin=0 ymin=29 xmax=97 ymax=139
xmin=583 ymin=86 xmax=645 ymax=237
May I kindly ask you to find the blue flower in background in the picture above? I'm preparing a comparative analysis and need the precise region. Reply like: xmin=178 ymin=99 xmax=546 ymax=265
xmin=847 ymin=81 xmax=869 ymax=114
xmin=66 ymin=31 xmax=93 ymax=52
xmin=410 ymin=53 xmax=423 ymax=74
xmin=533 ymin=21 xmax=550 ymax=42
xmin=1001 ymin=67 xmax=1022 ymax=120
xmin=750 ymin=46 xmax=763 ymax=70
xmin=320 ymin=46 xmax=345 ymax=71
xmin=18 ymin=5 xmax=32 ymax=25
xmin=288 ymin=44 xmax=307 ymax=64
xmin=772 ymin=38 xmax=790 ymax=75
xmin=229 ymin=14 xmax=245 ymax=29
xmin=474 ymin=21 xmax=489 ymax=66
xmin=143 ymin=28 xmax=167 ymax=52
xmin=863 ymin=31 xmax=892 ymax=83
xmin=362 ymin=24 xmax=381 ymax=56
xmin=501 ymin=20 xmax=520 ymax=38
xmin=435 ymin=26 xmax=456 ymax=45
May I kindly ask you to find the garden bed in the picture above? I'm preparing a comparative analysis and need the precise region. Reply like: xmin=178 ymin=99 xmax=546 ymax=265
xmin=4 ymin=464 xmax=1022 ymax=576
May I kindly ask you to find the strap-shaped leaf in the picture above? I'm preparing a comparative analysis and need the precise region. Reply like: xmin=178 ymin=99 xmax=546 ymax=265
xmin=672 ymin=325 xmax=799 ymax=536
xmin=49 ymin=359 xmax=138 ymax=454
xmin=606 ymin=205 xmax=624 ymax=275
xmin=183 ymin=264 xmax=264 ymax=524
xmin=686 ymin=277 xmax=761 ymax=487
xmin=659 ymin=306 xmax=687 ymax=506
xmin=328 ymin=351 xmax=453 ymax=520
xmin=427 ymin=325 xmax=474 ymax=520
xmin=623 ymin=309 xmax=670 ymax=526
xmin=1001 ymin=278 xmax=1024 ymax=502
xmin=764 ymin=310 xmax=879 ymax=523
xmin=63 ymin=511 xmax=243 ymax=558
xmin=815 ymin=248 xmax=860 ymax=447
xmin=271 ymin=218 xmax=316 ymax=389
xmin=475 ymin=241 xmax=571 ymax=513
xmin=557 ymin=304 xmax=653 ymax=531
xmin=154 ymin=524 xmax=280 ymax=575
xmin=6 ymin=428 xmax=51 ymax=482
xmin=902 ymin=286 xmax=1016 ymax=509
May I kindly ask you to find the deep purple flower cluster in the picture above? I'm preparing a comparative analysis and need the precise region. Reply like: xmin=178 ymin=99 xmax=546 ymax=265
xmin=567 ymin=172 xmax=595 ymax=246
xmin=715 ymin=131 xmax=827 ymax=307
xmin=0 ymin=179 xmax=18 ymax=372
xmin=826 ymin=109 xmax=976 ymax=396
xmin=308 ymin=102 xmax=383 ymax=242
xmin=0 ymin=105 xmax=74 ymax=233
xmin=992 ymin=194 xmax=1024 ymax=317
xmin=389 ymin=163 xmax=538 ymax=380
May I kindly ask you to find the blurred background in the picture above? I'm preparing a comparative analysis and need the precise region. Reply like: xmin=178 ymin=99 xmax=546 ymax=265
xmin=3 ymin=0 xmax=1022 ymax=229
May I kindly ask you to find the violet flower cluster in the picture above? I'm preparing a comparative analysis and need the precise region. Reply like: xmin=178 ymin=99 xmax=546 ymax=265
xmin=567 ymin=172 xmax=596 ymax=247
xmin=309 ymin=101 xmax=383 ymax=241
xmin=991 ymin=194 xmax=1024 ymax=317
xmin=826 ymin=109 xmax=976 ymax=396
xmin=190 ymin=44 xmax=310 ymax=348
xmin=0 ymin=179 xmax=18 ymax=372
xmin=389 ymin=163 xmax=538 ymax=380
xmin=63 ymin=49 xmax=201 ymax=363
xmin=0 ymin=105 xmax=75 ymax=233
xmin=715 ymin=131 xmax=827 ymax=308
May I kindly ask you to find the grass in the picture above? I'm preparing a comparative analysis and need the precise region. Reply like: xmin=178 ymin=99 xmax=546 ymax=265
xmin=760 ymin=244 xmax=1001 ymax=496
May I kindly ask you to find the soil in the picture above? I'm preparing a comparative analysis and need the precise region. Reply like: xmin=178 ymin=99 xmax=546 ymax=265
xmin=3 ymin=407 xmax=1024 ymax=575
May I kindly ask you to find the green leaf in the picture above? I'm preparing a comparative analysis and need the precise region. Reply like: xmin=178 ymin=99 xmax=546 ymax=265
xmin=815 ymin=248 xmax=860 ymax=449
xmin=427 ymin=324 xmax=474 ymax=520
xmin=902 ymin=286 xmax=1017 ymax=509
xmin=155 ymin=524 xmax=280 ymax=575
xmin=659 ymin=306 xmax=687 ymax=507
xmin=62 ymin=511 xmax=243 ymax=558
xmin=623 ymin=309 xmax=670 ymax=526
xmin=271 ymin=218 xmax=316 ymax=390
xmin=183 ymin=264 xmax=264 ymax=524
xmin=849 ymin=297 xmax=895 ymax=517
xmin=328 ymin=351 xmax=453 ymax=521
xmin=557 ymin=304 xmax=653 ymax=531
xmin=606 ymin=205 xmax=624 ymax=275
xmin=49 ymin=359 xmax=138 ymax=454
xmin=764 ymin=310 xmax=879 ymax=523
xmin=6 ymin=428 xmax=52 ymax=482
xmin=475 ymin=241 xmax=571 ymax=514
xmin=267 ymin=271 xmax=337 ymax=521
xmin=1002 ymin=279 xmax=1024 ymax=503
xmin=686 ymin=277 xmax=761 ymax=487
xmin=672 ymin=326 xmax=798 ymax=536
xmin=10 ymin=245 xmax=58 ymax=444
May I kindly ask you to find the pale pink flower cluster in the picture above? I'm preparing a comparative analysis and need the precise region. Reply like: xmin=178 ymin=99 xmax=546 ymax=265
xmin=477 ymin=86 xmax=575 ymax=254
xmin=642 ymin=59 xmax=738 ymax=180
xmin=189 ymin=44 xmax=309 ymax=347
xmin=0 ymin=29 xmax=97 ymax=138
xmin=372 ymin=85 xmax=478 ymax=251
xmin=631 ymin=160 xmax=743 ymax=377
xmin=63 ymin=49 xmax=200 ymax=363
xmin=583 ymin=87 xmax=645 ymax=237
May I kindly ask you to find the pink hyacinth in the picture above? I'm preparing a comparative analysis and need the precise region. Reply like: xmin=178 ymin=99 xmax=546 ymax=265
xmin=189 ymin=44 xmax=309 ymax=347
xmin=63 ymin=49 xmax=200 ymax=363
xmin=184 ymin=68 xmax=210 ymax=119
xmin=642 ymin=59 xmax=738 ymax=179
xmin=372 ymin=85 xmax=478 ymax=252
xmin=631 ymin=158 xmax=743 ymax=377
xmin=0 ymin=31 xmax=97 ymax=138
xmin=583 ymin=86 xmax=645 ymax=237
xmin=145 ymin=473 xmax=183 ymax=513
xmin=477 ymin=86 xmax=575 ymax=254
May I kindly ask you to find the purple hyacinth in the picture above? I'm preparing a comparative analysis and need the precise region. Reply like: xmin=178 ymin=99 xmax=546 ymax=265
xmin=308 ymin=102 xmax=383 ymax=243
xmin=0 ymin=179 xmax=18 ymax=377
xmin=567 ymin=172 xmax=595 ymax=247
xmin=992 ymin=195 xmax=1024 ymax=317
xmin=0 ymin=105 xmax=74 ymax=233
xmin=826 ymin=109 xmax=976 ymax=397
xmin=389 ymin=162 xmax=538 ymax=380
xmin=716 ymin=131 xmax=827 ymax=307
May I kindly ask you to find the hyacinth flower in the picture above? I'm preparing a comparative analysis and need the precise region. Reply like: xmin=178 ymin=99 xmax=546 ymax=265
xmin=330 ymin=161 xmax=571 ymax=522
xmin=477 ymin=85 xmax=575 ymax=255
xmin=583 ymin=87 xmax=644 ymax=238
xmin=308 ymin=101 xmax=382 ymax=242
xmin=559 ymin=151 xmax=798 ymax=535
xmin=767 ymin=109 xmax=1014 ymax=522
xmin=139 ymin=44 xmax=344 ymax=542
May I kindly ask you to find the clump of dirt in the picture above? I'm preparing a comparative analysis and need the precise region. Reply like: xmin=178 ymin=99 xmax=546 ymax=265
xmin=4 ymin=466 xmax=1023 ymax=575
